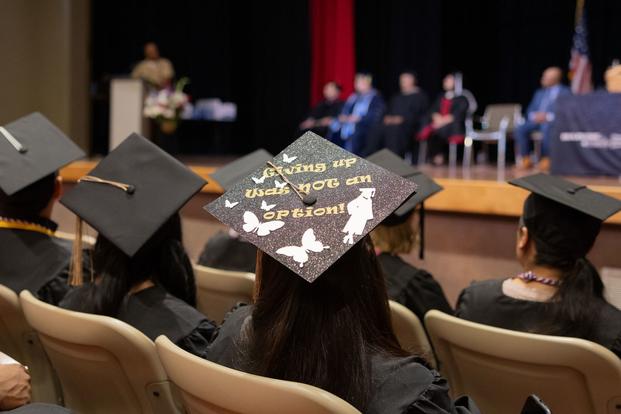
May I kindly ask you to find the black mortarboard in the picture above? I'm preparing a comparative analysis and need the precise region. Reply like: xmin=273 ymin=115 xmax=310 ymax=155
xmin=509 ymin=173 xmax=621 ymax=222
xmin=205 ymin=132 xmax=418 ymax=283
xmin=61 ymin=133 xmax=206 ymax=257
xmin=367 ymin=149 xmax=443 ymax=259
xmin=0 ymin=112 xmax=85 ymax=195
xmin=210 ymin=149 xmax=274 ymax=191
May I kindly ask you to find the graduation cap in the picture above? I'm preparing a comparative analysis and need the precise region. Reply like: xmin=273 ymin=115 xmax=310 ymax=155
xmin=205 ymin=132 xmax=418 ymax=283
xmin=0 ymin=112 xmax=85 ymax=196
xmin=210 ymin=149 xmax=273 ymax=191
xmin=509 ymin=173 xmax=621 ymax=221
xmin=61 ymin=133 xmax=206 ymax=284
xmin=366 ymin=149 xmax=443 ymax=259
xmin=509 ymin=173 xmax=621 ymax=260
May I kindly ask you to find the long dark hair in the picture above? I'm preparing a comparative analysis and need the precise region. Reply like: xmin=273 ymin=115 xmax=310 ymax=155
xmin=524 ymin=194 xmax=605 ymax=340
xmin=77 ymin=213 xmax=196 ymax=316
xmin=245 ymin=235 xmax=407 ymax=410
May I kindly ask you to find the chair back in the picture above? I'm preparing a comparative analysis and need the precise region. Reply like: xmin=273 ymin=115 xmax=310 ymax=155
xmin=155 ymin=335 xmax=361 ymax=414
xmin=425 ymin=310 xmax=621 ymax=414
xmin=19 ymin=291 xmax=182 ymax=414
xmin=388 ymin=301 xmax=436 ymax=368
xmin=193 ymin=264 xmax=255 ymax=323
xmin=54 ymin=231 xmax=97 ymax=248
xmin=602 ymin=267 xmax=621 ymax=310
xmin=482 ymin=104 xmax=522 ymax=132
xmin=0 ymin=285 xmax=62 ymax=404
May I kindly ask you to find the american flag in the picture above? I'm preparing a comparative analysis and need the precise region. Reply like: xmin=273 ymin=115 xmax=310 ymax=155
xmin=569 ymin=12 xmax=593 ymax=94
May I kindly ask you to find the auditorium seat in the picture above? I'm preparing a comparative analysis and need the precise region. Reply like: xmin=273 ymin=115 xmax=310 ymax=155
xmin=425 ymin=310 xmax=621 ymax=414
xmin=0 ymin=285 xmax=62 ymax=404
xmin=19 ymin=291 xmax=182 ymax=414
xmin=193 ymin=264 xmax=255 ymax=324
xmin=388 ymin=300 xmax=436 ymax=368
xmin=155 ymin=335 xmax=361 ymax=414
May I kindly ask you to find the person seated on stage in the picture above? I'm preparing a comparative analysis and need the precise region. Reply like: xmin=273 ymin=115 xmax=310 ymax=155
xmin=605 ymin=60 xmax=621 ymax=93
xmin=198 ymin=149 xmax=274 ymax=273
xmin=456 ymin=173 xmax=621 ymax=358
xmin=59 ymin=134 xmax=215 ymax=358
xmin=418 ymin=73 xmax=470 ymax=165
xmin=329 ymin=72 xmax=385 ymax=155
xmin=0 ymin=113 xmax=85 ymax=305
xmin=515 ymin=67 xmax=571 ymax=172
xmin=131 ymin=41 xmax=175 ymax=89
xmin=299 ymin=81 xmax=344 ymax=138
xmin=364 ymin=71 xmax=429 ymax=157
xmin=367 ymin=149 xmax=452 ymax=322
xmin=205 ymin=135 xmax=480 ymax=414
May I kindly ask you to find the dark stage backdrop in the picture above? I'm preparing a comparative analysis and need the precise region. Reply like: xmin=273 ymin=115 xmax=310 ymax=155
xmin=90 ymin=0 xmax=621 ymax=156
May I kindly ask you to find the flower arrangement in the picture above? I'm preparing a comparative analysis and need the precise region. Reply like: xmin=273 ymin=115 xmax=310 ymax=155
xmin=143 ymin=77 xmax=190 ymax=131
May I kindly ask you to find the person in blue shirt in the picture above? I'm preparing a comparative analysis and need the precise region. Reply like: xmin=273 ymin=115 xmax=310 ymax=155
xmin=330 ymin=73 xmax=385 ymax=155
xmin=515 ymin=67 xmax=571 ymax=171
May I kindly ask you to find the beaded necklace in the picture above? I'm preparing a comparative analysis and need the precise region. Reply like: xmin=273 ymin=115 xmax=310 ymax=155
xmin=513 ymin=271 xmax=561 ymax=287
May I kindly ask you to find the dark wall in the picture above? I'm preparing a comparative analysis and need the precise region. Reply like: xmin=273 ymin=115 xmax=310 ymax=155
xmin=91 ymin=0 xmax=620 ymax=155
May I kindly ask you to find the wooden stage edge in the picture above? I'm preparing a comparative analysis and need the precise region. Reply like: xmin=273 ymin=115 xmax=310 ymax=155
xmin=60 ymin=160 xmax=621 ymax=225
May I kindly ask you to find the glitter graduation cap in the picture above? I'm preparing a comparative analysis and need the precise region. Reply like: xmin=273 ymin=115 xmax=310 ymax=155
xmin=0 ymin=112 xmax=85 ymax=196
xmin=205 ymin=132 xmax=418 ymax=282
xmin=509 ymin=173 xmax=621 ymax=221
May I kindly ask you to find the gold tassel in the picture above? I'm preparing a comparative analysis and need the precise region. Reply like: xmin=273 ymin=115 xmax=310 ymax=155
xmin=68 ymin=216 xmax=84 ymax=286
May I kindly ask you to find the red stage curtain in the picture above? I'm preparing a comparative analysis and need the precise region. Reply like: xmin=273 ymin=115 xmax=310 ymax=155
xmin=309 ymin=0 xmax=356 ymax=106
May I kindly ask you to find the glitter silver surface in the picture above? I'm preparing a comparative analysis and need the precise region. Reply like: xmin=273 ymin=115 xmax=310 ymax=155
xmin=205 ymin=132 xmax=417 ymax=283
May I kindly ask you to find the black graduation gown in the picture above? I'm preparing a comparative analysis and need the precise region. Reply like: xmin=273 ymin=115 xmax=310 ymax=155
xmin=0 ymin=219 xmax=71 ymax=305
xmin=364 ymin=92 xmax=429 ymax=157
xmin=61 ymin=285 xmax=216 ymax=358
xmin=197 ymin=231 xmax=257 ymax=273
xmin=379 ymin=253 xmax=453 ymax=321
xmin=456 ymin=279 xmax=621 ymax=358
xmin=206 ymin=306 xmax=480 ymax=414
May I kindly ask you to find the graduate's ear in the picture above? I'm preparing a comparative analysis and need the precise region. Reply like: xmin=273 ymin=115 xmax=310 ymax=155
xmin=53 ymin=175 xmax=64 ymax=200
xmin=516 ymin=225 xmax=529 ymax=250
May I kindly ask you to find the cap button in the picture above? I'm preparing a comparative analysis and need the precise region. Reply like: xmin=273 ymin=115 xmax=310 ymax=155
xmin=302 ymin=194 xmax=316 ymax=206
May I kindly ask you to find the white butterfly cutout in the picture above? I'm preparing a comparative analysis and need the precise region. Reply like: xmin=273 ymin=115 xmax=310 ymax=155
xmin=274 ymin=180 xmax=287 ymax=189
xmin=282 ymin=153 xmax=297 ymax=163
xmin=276 ymin=229 xmax=330 ymax=268
xmin=260 ymin=200 xmax=276 ymax=211
xmin=224 ymin=199 xmax=239 ymax=208
xmin=252 ymin=176 xmax=266 ymax=184
xmin=242 ymin=211 xmax=285 ymax=236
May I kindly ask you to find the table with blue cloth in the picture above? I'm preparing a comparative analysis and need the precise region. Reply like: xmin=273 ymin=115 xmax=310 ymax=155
xmin=551 ymin=91 xmax=621 ymax=176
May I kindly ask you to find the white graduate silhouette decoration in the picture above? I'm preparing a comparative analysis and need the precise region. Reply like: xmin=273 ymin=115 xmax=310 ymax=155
xmin=342 ymin=188 xmax=376 ymax=244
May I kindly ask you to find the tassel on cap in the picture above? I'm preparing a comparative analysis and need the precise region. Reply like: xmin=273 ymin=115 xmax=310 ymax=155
xmin=68 ymin=216 xmax=84 ymax=286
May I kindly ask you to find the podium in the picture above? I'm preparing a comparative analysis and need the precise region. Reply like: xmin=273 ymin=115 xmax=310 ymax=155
xmin=109 ymin=78 xmax=150 ymax=150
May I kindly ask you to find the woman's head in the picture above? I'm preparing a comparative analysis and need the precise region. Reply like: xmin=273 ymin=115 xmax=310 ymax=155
xmin=516 ymin=193 xmax=605 ymax=339
xmin=86 ymin=213 xmax=196 ymax=316
xmin=516 ymin=194 xmax=601 ymax=272
xmin=248 ymin=235 xmax=405 ymax=410
xmin=371 ymin=211 xmax=418 ymax=255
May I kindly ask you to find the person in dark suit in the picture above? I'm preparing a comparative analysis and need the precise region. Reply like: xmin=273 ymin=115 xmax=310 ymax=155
xmin=515 ymin=67 xmax=571 ymax=171
xmin=418 ymin=74 xmax=470 ymax=165
xmin=299 ymin=81 xmax=344 ymax=138
xmin=363 ymin=71 xmax=429 ymax=157
xmin=330 ymin=73 xmax=386 ymax=155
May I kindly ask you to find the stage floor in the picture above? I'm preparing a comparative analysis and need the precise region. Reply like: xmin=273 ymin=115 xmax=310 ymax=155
xmin=60 ymin=158 xmax=621 ymax=224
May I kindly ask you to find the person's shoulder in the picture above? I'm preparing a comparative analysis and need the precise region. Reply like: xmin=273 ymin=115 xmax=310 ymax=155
xmin=457 ymin=278 xmax=504 ymax=309
xmin=51 ymin=235 xmax=73 ymax=253
xmin=369 ymin=355 xmax=457 ymax=413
